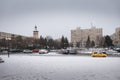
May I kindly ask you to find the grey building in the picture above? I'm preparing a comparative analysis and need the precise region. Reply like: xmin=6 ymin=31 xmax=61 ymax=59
xmin=71 ymin=27 xmax=103 ymax=47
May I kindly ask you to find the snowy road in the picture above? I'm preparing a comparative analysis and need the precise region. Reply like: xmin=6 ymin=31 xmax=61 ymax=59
xmin=0 ymin=52 xmax=120 ymax=80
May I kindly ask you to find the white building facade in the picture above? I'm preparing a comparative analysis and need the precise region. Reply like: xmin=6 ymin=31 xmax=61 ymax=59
xmin=111 ymin=27 xmax=120 ymax=45
xmin=71 ymin=27 xmax=103 ymax=47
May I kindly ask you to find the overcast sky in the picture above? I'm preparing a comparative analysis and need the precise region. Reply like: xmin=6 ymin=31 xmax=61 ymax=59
xmin=0 ymin=0 xmax=120 ymax=41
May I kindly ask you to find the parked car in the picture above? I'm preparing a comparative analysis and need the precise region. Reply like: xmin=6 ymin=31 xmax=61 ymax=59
xmin=0 ymin=48 xmax=8 ymax=54
xmin=91 ymin=52 xmax=107 ymax=57
xmin=0 ymin=57 xmax=4 ymax=63
xmin=60 ymin=48 xmax=77 ymax=54
xmin=66 ymin=48 xmax=77 ymax=54
xmin=1 ymin=50 xmax=8 ymax=54
xmin=114 ymin=48 xmax=120 ymax=52
xmin=39 ymin=49 xmax=48 ymax=54
xmin=32 ymin=49 xmax=39 ymax=53
xmin=23 ymin=49 xmax=32 ymax=53
xmin=10 ymin=49 xmax=23 ymax=53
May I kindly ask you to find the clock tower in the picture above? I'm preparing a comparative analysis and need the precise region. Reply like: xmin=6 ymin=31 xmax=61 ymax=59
xmin=33 ymin=25 xmax=39 ymax=39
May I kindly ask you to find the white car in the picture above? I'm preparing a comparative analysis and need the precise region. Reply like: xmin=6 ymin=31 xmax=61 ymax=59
xmin=23 ymin=49 xmax=32 ymax=53
xmin=2 ymin=50 xmax=8 ymax=54
xmin=39 ymin=49 xmax=48 ymax=54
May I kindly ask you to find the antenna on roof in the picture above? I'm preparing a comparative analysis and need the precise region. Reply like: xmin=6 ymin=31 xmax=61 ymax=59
xmin=91 ymin=22 xmax=93 ymax=27
xmin=91 ymin=22 xmax=95 ymax=28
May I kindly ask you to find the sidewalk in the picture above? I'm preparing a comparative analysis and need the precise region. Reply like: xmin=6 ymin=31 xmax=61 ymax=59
xmin=0 ymin=57 xmax=4 ymax=63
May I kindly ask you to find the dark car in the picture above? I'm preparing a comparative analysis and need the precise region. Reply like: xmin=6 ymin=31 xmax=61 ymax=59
xmin=0 ymin=57 xmax=4 ymax=63
xmin=10 ymin=49 xmax=23 ymax=53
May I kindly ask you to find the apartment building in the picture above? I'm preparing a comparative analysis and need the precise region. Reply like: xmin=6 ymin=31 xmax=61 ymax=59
xmin=71 ymin=27 xmax=103 ymax=47
xmin=111 ymin=27 xmax=120 ymax=45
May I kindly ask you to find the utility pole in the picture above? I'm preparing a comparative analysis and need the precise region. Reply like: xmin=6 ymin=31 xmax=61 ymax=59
xmin=6 ymin=37 xmax=11 ymax=58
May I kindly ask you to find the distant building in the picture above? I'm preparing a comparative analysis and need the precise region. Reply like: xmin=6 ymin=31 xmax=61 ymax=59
xmin=33 ymin=26 xmax=39 ymax=39
xmin=111 ymin=27 xmax=120 ymax=45
xmin=0 ymin=32 xmax=28 ymax=40
xmin=71 ymin=27 xmax=103 ymax=47
xmin=0 ymin=26 xmax=39 ymax=40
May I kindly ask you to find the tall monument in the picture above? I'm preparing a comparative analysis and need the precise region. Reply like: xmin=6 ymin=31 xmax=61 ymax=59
xmin=33 ymin=25 xmax=39 ymax=39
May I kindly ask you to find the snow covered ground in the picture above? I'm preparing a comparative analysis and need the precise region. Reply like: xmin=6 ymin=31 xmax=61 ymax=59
xmin=0 ymin=52 xmax=120 ymax=80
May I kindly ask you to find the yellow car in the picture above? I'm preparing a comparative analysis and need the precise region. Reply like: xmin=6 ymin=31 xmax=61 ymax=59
xmin=91 ymin=52 xmax=107 ymax=57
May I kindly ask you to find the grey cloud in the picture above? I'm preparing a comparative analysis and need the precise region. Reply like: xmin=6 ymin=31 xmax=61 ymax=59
xmin=0 ymin=0 xmax=120 ymax=18
xmin=0 ymin=0 xmax=119 ymax=38
xmin=1 ymin=0 xmax=120 ymax=12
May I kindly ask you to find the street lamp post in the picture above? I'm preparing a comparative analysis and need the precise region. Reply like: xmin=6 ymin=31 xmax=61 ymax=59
xmin=5 ymin=37 xmax=11 ymax=58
